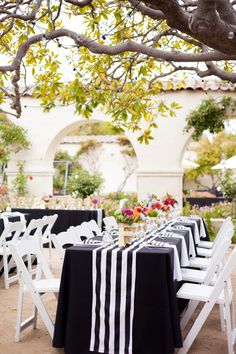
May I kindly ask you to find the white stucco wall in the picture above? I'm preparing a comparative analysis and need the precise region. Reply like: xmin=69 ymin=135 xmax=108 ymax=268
xmin=58 ymin=141 xmax=137 ymax=193
xmin=4 ymin=89 xmax=235 ymax=204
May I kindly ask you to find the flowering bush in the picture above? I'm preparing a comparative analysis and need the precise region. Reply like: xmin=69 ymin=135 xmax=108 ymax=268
xmin=0 ymin=184 xmax=9 ymax=211
xmin=68 ymin=169 xmax=103 ymax=199
xmin=0 ymin=185 xmax=7 ymax=195
xmin=182 ymin=201 xmax=236 ymax=241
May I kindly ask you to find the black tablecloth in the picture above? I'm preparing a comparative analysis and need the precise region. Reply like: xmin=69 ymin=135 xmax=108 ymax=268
xmin=53 ymin=241 xmax=183 ymax=354
xmin=0 ymin=215 xmax=22 ymax=235
xmin=12 ymin=208 xmax=105 ymax=234
xmin=53 ymin=216 xmax=209 ymax=354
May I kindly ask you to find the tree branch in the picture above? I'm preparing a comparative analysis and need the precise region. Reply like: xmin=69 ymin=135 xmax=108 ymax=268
xmin=76 ymin=34 xmax=234 ymax=61
xmin=128 ymin=0 xmax=165 ymax=20
xmin=217 ymin=0 xmax=236 ymax=25
xmin=141 ymin=1 xmax=236 ymax=56
xmin=1 ymin=29 xmax=234 ymax=77
xmin=199 ymin=61 xmax=236 ymax=82
xmin=63 ymin=0 xmax=92 ymax=7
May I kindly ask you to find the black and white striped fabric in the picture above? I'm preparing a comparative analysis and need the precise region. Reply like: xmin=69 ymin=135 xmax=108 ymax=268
xmin=168 ymin=225 xmax=196 ymax=258
xmin=90 ymin=238 xmax=145 ymax=354
xmin=176 ymin=217 xmax=200 ymax=244
xmin=188 ymin=215 xmax=207 ymax=238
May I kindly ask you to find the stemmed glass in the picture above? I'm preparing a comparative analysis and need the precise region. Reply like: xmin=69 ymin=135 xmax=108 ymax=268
xmin=102 ymin=225 xmax=114 ymax=245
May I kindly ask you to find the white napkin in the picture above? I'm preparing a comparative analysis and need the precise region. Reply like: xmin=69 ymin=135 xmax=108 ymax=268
xmin=177 ymin=217 xmax=200 ymax=244
xmin=85 ymin=239 xmax=103 ymax=245
xmin=96 ymin=209 xmax=103 ymax=230
xmin=188 ymin=215 xmax=207 ymax=238
xmin=165 ymin=229 xmax=189 ymax=267
xmin=169 ymin=225 xmax=196 ymax=258
xmin=145 ymin=239 xmax=182 ymax=281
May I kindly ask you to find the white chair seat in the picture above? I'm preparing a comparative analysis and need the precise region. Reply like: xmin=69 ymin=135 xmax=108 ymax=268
xmin=198 ymin=240 xmax=213 ymax=249
xmin=23 ymin=278 xmax=60 ymax=293
xmin=177 ymin=282 xmax=229 ymax=305
xmin=196 ymin=247 xmax=213 ymax=257
xmin=188 ymin=257 xmax=211 ymax=269
xmin=181 ymin=268 xmax=206 ymax=283
xmin=178 ymin=282 xmax=213 ymax=301
xmin=181 ymin=268 xmax=217 ymax=284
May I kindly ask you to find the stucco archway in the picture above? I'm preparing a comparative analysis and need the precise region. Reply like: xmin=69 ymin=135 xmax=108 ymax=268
xmin=5 ymin=88 xmax=236 ymax=204
xmin=6 ymin=97 xmax=141 ymax=197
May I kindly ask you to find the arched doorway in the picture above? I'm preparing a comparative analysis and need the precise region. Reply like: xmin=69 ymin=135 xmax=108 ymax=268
xmin=6 ymin=90 xmax=236 ymax=204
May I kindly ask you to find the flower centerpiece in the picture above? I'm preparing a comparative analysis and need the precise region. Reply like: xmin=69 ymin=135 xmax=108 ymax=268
xmin=91 ymin=195 xmax=99 ymax=209
xmin=114 ymin=208 xmax=144 ymax=247
xmin=161 ymin=194 xmax=178 ymax=220
xmin=0 ymin=185 xmax=9 ymax=212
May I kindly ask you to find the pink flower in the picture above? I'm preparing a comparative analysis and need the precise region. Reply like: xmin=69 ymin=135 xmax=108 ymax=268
xmin=123 ymin=208 xmax=133 ymax=216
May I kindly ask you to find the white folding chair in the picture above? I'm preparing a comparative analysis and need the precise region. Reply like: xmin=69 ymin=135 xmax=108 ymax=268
xmin=21 ymin=218 xmax=45 ymax=271
xmin=22 ymin=218 xmax=45 ymax=240
xmin=8 ymin=238 xmax=60 ymax=341
xmin=197 ymin=217 xmax=232 ymax=249
xmin=181 ymin=231 xmax=233 ymax=284
xmin=180 ymin=233 xmax=233 ymax=332
xmin=196 ymin=220 xmax=234 ymax=258
xmin=40 ymin=214 xmax=58 ymax=264
xmin=177 ymin=247 xmax=236 ymax=354
xmin=181 ymin=235 xmax=233 ymax=285
xmin=51 ymin=230 xmax=79 ymax=262
xmin=103 ymin=216 xmax=118 ymax=230
xmin=0 ymin=221 xmax=26 ymax=289
xmin=86 ymin=219 xmax=102 ymax=236
xmin=71 ymin=223 xmax=94 ymax=242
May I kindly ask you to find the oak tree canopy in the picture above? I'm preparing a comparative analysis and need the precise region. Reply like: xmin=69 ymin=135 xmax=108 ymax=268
xmin=1 ymin=0 xmax=236 ymax=142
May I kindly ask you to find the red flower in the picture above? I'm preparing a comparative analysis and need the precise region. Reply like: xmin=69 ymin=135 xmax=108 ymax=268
xmin=135 ymin=207 xmax=142 ymax=213
xmin=29 ymin=176 xmax=33 ymax=180
xmin=153 ymin=201 xmax=162 ymax=210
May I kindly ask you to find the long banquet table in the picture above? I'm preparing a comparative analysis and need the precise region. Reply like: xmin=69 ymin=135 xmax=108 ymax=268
xmin=11 ymin=208 xmax=105 ymax=234
xmin=53 ymin=216 xmax=208 ymax=354
xmin=53 ymin=242 xmax=183 ymax=354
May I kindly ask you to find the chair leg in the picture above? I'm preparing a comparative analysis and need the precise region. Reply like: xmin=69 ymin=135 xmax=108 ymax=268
xmin=219 ymin=303 xmax=226 ymax=332
xmin=3 ymin=251 xmax=9 ymax=289
xmin=31 ymin=292 xmax=54 ymax=339
xmin=27 ymin=253 xmax=32 ymax=274
xmin=225 ymin=296 xmax=234 ymax=354
xmin=230 ymin=301 xmax=236 ymax=343
xmin=32 ymin=305 xmax=38 ymax=329
xmin=178 ymin=300 xmax=215 ymax=354
xmin=48 ymin=238 xmax=52 ymax=267
xmin=180 ymin=300 xmax=199 ymax=330
xmin=15 ymin=282 xmax=24 ymax=342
